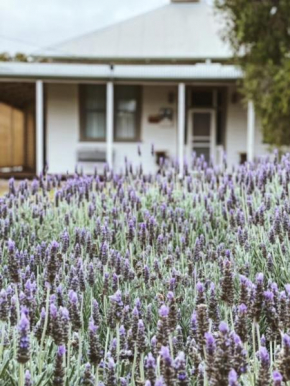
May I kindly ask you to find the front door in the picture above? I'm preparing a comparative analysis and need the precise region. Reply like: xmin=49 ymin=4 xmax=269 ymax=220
xmin=188 ymin=109 xmax=215 ymax=163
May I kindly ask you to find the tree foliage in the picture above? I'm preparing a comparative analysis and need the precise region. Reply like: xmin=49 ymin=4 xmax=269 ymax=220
xmin=0 ymin=52 xmax=28 ymax=62
xmin=215 ymin=0 xmax=290 ymax=146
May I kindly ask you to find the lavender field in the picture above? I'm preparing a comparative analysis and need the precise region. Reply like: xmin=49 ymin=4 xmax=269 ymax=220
xmin=1 ymin=152 xmax=290 ymax=386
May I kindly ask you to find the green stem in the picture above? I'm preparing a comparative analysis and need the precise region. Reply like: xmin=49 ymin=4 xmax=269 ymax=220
xmin=95 ymin=365 xmax=99 ymax=386
xmin=229 ymin=308 xmax=234 ymax=330
xmin=0 ymin=323 xmax=5 ymax=359
xmin=169 ymin=334 xmax=174 ymax=358
xmin=77 ymin=333 xmax=82 ymax=377
xmin=14 ymin=284 xmax=20 ymax=322
xmin=38 ymin=287 xmax=50 ymax=373
xmin=116 ymin=323 xmax=120 ymax=377
xmin=256 ymin=323 xmax=261 ymax=350
xmin=252 ymin=322 xmax=257 ymax=381
xmin=19 ymin=364 xmax=24 ymax=386
xmin=104 ymin=327 xmax=110 ymax=360
xmin=270 ymin=340 xmax=273 ymax=371
xmin=139 ymin=352 xmax=145 ymax=382
xmin=131 ymin=345 xmax=137 ymax=386
xmin=66 ymin=324 xmax=72 ymax=381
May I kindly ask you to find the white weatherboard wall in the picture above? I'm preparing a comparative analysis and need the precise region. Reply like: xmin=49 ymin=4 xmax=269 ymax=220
xmin=225 ymin=86 xmax=247 ymax=167
xmin=46 ymin=83 xmax=178 ymax=174
xmin=46 ymin=84 xmax=79 ymax=174
xmin=46 ymin=83 xmax=272 ymax=174
xmin=225 ymin=86 xmax=269 ymax=168
xmin=141 ymin=85 xmax=178 ymax=166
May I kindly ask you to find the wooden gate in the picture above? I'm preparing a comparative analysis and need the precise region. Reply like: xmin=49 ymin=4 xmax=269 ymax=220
xmin=0 ymin=103 xmax=24 ymax=169
xmin=0 ymin=102 xmax=35 ymax=172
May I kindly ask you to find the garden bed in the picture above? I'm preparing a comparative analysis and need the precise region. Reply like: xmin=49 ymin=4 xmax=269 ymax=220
xmin=0 ymin=153 xmax=289 ymax=385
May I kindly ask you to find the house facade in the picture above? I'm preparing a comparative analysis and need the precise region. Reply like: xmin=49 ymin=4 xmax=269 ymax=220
xmin=0 ymin=0 xmax=268 ymax=176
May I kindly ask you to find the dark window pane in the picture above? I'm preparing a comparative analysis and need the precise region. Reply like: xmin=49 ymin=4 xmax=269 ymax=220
xmin=115 ymin=86 xmax=140 ymax=140
xmin=193 ymin=113 xmax=211 ymax=136
xmin=217 ymin=111 xmax=223 ymax=145
xmin=82 ymin=85 xmax=106 ymax=140
xmin=86 ymin=112 xmax=106 ymax=139
xmin=116 ymin=112 xmax=136 ymax=139
xmin=192 ymin=91 xmax=213 ymax=107
xmin=217 ymin=90 xmax=224 ymax=108
xmin=85 ymin=85 xmax=106 ymax=110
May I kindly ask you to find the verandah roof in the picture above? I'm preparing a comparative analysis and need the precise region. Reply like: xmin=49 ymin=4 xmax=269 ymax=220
xmin=0 ymin=62 xmax=242 ymax=82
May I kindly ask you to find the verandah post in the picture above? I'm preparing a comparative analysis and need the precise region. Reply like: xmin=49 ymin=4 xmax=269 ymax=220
xmin=36 ymin=80 xmax=44 ymax=175
xmin=247 ymin=100 xmax=255 ymax=163
xmin=106 ymin=81 xmax=114 ymax=169
xmin=178 ymin=82 xmax=185 ymax=176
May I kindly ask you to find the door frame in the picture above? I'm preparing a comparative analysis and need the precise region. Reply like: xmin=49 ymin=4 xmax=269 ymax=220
xmin=187 ymin=108 xmax=216 ymax=162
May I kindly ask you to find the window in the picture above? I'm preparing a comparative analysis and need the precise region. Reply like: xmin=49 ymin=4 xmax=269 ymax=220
xmin=80 ymin=84 xmax=141 ymax=142
xmin=80 ymin=85 xmax=106 ymax=141
xmin=115 ymin=85 xmax=141 ymax=141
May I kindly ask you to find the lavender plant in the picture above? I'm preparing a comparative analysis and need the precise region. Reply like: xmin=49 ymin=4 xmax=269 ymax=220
xmin=2 ymin=151 xmax=290 ymax=385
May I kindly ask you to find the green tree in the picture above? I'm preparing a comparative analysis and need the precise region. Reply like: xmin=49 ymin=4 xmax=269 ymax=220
xmin=14 ymin=52 xmax=28 ymax=62
xmin=215 ymin=0 xmax=290 ymax=146
xmin=0 ymin=52 xmax=11 ymax=62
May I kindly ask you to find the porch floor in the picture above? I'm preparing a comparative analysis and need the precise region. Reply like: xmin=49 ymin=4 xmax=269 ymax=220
xmin=0 ymin=171 xmax=35 ymax=180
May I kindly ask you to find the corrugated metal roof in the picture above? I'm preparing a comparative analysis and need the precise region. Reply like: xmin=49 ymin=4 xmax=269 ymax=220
xmin=36 ymin=1 xmax=232 ymax=61
xmin=0 ymin=62 xmax=110 ymax=79
xmin=0 ymin=62 xmax=242 ymax=81
xmin=113 ymin=64 xmax=242 ymax=80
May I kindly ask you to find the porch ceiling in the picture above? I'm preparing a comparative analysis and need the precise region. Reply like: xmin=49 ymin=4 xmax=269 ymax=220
xmin=0 ymin=82 xmax=35 ymax=108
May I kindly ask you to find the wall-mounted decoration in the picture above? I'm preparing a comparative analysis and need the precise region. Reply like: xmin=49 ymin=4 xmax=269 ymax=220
xmin=148 ymin=107 xmax=174 ymax=127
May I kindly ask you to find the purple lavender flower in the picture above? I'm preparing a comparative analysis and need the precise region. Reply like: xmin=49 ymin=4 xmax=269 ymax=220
xmin=273 ymin=370 xmax=283 ymax=386
xmin=24 ymin=370 xmax=32 ymax=386
xmin=174 ymin=351 xmax=188 ymax=385
xmin=219 ymin=321 xmax=229 ymax=335
xmin=160 ymin=346 xmax=174 ymax=381
xmin=228 ymin=369 xmax=238 ymax=386
xmin=154 ymin=377 xmax=165 ymax=386
xmin=17 ymin=313 xmax=30 ymax=364
xmin=145 ymin=352 xmax=156 ymax=384
xmin=205 ymin=332 xmax=216 ymax=355
xmin=107 ymin=357 xmax=116 ymax=386
xmin=257 ymin=347 xmax=270 ymax=385
xmin=159 ymin=305 xmax=169 ymax=318
xmin=283 ymin=333 xmax=290 ymax=348
xmin=53 ymin=345 xmax=66 ymax=386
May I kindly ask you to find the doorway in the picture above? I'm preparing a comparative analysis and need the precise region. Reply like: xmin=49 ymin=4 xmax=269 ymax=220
xmin=187 ymin=109 xmax=216 ymax=163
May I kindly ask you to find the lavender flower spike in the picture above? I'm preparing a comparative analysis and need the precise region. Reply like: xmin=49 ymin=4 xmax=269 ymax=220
xmin=228 ymin=369 xmax=239 ymax=386
xmin=273 ymin=370 xmax=283 ymax=386
xmin=24 ymin=370 xmax=32 ymax=386
xmin=17 ymin=313 xmax=30 ymax=364
xmin=159 ymin=305 xmax=169 ymax=318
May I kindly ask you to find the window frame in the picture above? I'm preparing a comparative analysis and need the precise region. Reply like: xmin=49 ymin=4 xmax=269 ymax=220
xmin=79 ymin=84 xmax=107 ymax=142
xmin=79 ymin=84 xmax=142 ymax=143
xmin=114 ymin=85 xmax=142 ymax=143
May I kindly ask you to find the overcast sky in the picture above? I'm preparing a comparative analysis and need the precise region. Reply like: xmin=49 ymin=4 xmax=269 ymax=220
xmin=0 ymin=0 xmax=174 ymax=55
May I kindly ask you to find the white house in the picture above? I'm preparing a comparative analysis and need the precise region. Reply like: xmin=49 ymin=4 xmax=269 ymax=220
xmin=0 ymin=0 xmax=268 ymax=176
